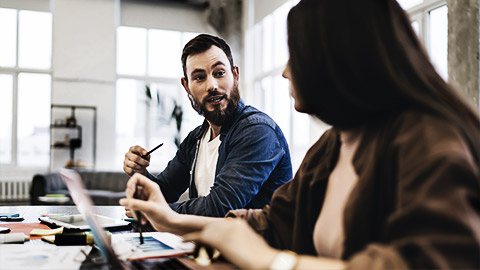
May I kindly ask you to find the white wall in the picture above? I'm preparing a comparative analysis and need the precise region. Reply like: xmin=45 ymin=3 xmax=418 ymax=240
xmin=52 ymin=0 xmax=117 ymax=170
xmin=121 ymin=0 xmax=208 ymax=32
xmin=252 ymin=0 xmax=290 ymax=23
xmin=51 ymin=0 xmax=211 ymax=170
xmin=0 ymin=0 xmax=50 ymax=12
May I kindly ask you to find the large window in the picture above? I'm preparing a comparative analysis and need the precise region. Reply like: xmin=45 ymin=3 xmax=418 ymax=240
xmin=398 ymin=0 xmax=448 ymax=79
xmin=0 ymin=8 xmax=52 ymax=168
xmin=245 ymin=0 xmax=310 ymax=171
xmin=115 ymin=27 xmax=203 ymax=171
xmin=245 ymin=0 xmax=448 ymax=171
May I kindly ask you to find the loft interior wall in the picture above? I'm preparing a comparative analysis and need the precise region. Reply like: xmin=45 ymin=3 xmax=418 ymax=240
xmin=52 ymin=0 xmax=118 ymax=170
xmin=253 ymin=0 xmax=289 ymax=23
xmin=120 ymin=0 xmax=208 ymax=32
xmin=51 ymin=0 xmax=211 ymax=170
xmin=0 ymin=0 xmax=50 ymax=12
xmin=0 ymin=0 xmax=235 ymax=172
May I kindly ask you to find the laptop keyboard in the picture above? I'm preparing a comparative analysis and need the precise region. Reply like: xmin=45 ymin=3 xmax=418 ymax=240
xmin=81 ymin=246 xmax=191 ymax=270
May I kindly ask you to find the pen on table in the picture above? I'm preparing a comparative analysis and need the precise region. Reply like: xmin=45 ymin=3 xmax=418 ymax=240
xmin=134 ymin=187 xmax=144 ymax=245
xmin=141 ymin=143 xmax=164 ymax=159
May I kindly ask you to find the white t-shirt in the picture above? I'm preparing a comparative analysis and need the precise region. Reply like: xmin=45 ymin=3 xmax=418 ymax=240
xmin=194 ymin=127 xmax=221 ymax=197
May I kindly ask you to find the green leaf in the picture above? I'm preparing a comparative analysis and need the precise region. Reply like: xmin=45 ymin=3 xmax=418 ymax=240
xmin=145 ymin=85 xmax=152 ymax=100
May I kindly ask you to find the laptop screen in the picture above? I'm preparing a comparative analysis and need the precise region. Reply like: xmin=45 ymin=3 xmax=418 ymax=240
xmin=60 ymin=169 xmax=127 ymax=270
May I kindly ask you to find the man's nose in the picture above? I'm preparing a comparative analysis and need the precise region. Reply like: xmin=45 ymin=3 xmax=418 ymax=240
xmin=206 ymin=76 xmax=218 ymax=92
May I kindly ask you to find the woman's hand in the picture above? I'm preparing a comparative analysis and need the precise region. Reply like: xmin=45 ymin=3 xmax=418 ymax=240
xmin=183 ymin=218 xmax=278 ymax=269
xmin=119 ymin=173 xmax=179 ymax=233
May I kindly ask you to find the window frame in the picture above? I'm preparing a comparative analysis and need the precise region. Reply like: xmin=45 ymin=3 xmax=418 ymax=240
xmin=403 ymin=0 xmax=448 ymax=81
xmin=404 ymin=0 xmax=447 ymax=44
xmin=244 ymin=0 xmax=310 ymax=172
xmin=0 ymin=7 xmax=53 ymax=169
xmin=115 ymin=26 xmax=203 ymax=170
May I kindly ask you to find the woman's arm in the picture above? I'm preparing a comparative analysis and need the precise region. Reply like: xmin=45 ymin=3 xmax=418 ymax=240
xmin=183 ymin=218 xmax=346 ymax=269
xmin=119 ymin=173 xmax=220 ymax=235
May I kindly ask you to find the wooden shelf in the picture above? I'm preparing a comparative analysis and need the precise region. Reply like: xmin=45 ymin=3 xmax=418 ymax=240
xmin=50 ymin=125 xmax=81 ymax=129
xmin=50 ymin=104 xmax=97 ymax=171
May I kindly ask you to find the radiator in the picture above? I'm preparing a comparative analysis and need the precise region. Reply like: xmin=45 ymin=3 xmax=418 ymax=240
xmin=0 ymin=179 xmax=30 ymax=202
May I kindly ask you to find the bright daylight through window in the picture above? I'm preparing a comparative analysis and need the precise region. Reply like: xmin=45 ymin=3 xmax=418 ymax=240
xmin=0 ymin=8 xmax=52 ymax=168
xmin=245 ymin=0 xmax=448 ymax=171
xmin=116 ymin=27 xmax=202 ymax=171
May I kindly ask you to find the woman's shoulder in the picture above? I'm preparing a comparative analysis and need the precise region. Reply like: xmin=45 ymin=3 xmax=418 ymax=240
xmin=389 ymin=111 xmax=476 ymax=166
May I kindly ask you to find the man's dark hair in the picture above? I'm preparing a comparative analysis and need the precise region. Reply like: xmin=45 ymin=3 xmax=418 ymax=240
xmin=181 ymin=34 xmax=234 ymax=81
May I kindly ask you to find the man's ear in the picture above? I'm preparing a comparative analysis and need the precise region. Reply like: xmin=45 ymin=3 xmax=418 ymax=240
xmin=181 ymin=77 xmax=190 ymax=94
xmin=233 ymin=66 xmax=240 ymax=81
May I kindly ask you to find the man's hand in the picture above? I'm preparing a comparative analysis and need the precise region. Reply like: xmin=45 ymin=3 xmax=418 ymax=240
xmin=123 ymin=145 xmax=150 ymax=176
xmin=124 ymin=208 xmax=134 ymax=218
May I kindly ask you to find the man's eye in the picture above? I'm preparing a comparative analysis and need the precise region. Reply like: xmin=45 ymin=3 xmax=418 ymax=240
xmin=194 ymin=76 xmax=205 ymax=81
xmin=215 ymin=70 xmax=225 ymax=77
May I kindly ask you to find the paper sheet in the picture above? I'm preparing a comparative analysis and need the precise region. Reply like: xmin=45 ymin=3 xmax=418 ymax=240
xmin=0 ymin=244 xmax=92 ymax=270
xmin=111 ymin=232 xmax=194 ymax=260
xmin=30 ymin=227 xmax=64 ymax=236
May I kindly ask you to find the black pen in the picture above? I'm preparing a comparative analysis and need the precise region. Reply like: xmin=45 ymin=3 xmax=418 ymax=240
xmin=133 ymin=187 xmax=144 ymax=245
xmin=141 ymin=143 xmax=164 ymax=159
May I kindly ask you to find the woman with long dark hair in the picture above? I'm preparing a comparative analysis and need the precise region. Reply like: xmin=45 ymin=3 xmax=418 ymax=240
xmin=120 ymin=0 xmax=480 ymax=268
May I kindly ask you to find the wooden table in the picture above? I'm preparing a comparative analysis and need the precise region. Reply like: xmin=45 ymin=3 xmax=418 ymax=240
xmin=0 ymin=205 xmax=127 ymax=224
xmin=0 ymin=205 xmax=237 ymax=269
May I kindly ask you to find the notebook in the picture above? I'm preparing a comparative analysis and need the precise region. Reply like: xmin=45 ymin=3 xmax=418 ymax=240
xmin=59 ymin=169 xmax=193 ymax=269
xmin=39 ymin=214 xmax=130 ymax=231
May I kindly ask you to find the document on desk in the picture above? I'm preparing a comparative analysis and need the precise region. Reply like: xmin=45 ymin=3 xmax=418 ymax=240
xmin=0 ymin=244 xmax=92 ymax=270
xmin=111 ymin=232 xmax=194 ymax=261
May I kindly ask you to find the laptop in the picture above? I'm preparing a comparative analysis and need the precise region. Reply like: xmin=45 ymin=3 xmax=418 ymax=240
xmin=59 ymin=169 xmax=192 ymax=269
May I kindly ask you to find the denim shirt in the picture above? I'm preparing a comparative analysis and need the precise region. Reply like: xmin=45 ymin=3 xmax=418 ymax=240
xmin=147 ymin=100 xmax=292 ymax=217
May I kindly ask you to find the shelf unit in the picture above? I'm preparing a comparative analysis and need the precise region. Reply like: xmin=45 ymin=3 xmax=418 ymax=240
xmin=50 ymin=105 xmax=97 ymax=171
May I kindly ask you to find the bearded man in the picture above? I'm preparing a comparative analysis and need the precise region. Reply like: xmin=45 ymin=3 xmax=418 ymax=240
xmin=123 ymin=34 xmax=292 ymax=217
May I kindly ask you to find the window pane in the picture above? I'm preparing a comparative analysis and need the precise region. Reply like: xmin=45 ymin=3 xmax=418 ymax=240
xmin=117 ymin=26 xmax=147 ymax=76
xmin=291 ymin=108 xmax=310 ymax=171
xmin=180 ymin=32 xmax=201 ymax=76
xmin=148 ymin=29 xmax=182 ymax=78
xmin=273 ymin=2 xmax=290 ymax=68
xmin=115 ymin=79 xmax=146 ymax=168
xmin=261 ymin=76 xmax=273 ymax=116
xmin=182 ymin=32 xmax=200 ymax=47
xmin=18 ymin=10 xmax=52 ymax=69
xmin=397 ymin=0 xmax=423 ymax=10
xmin=0 ymin=8 xmax=17 ymax=67
xmin=253 ymin=23 xmax=262 ymax=75
xmin=250 ymin=81 xmax=264 ymax=110
xmin=17 ymin=73 xmax=51 ymax=167
xmin=0 ymin=74 xmax=13 ymax=163
xmin=262 ymin=15 xmax=273 ymax=73
xmin=179 ymin=87 xmax=203 ymax=139
xmin=116 ymin=79 xmax=147 ymax=136
xmin=411 ymin=20 xmax=420 ymax=36
xmin=428 ymin=5 xmax=448 ymax=80
xmin=148 ymin=83 xmax=185 ymax=171
xmin=273 ymin=75 xmax=291 ymax=145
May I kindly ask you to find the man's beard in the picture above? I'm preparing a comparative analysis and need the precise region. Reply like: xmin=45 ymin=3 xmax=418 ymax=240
xmin=188 ymin=82 xmax=240 ymax=126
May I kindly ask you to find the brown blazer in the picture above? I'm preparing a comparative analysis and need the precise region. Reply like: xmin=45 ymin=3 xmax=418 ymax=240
xmin=227 ymin=111 xmax=480 ymax=269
